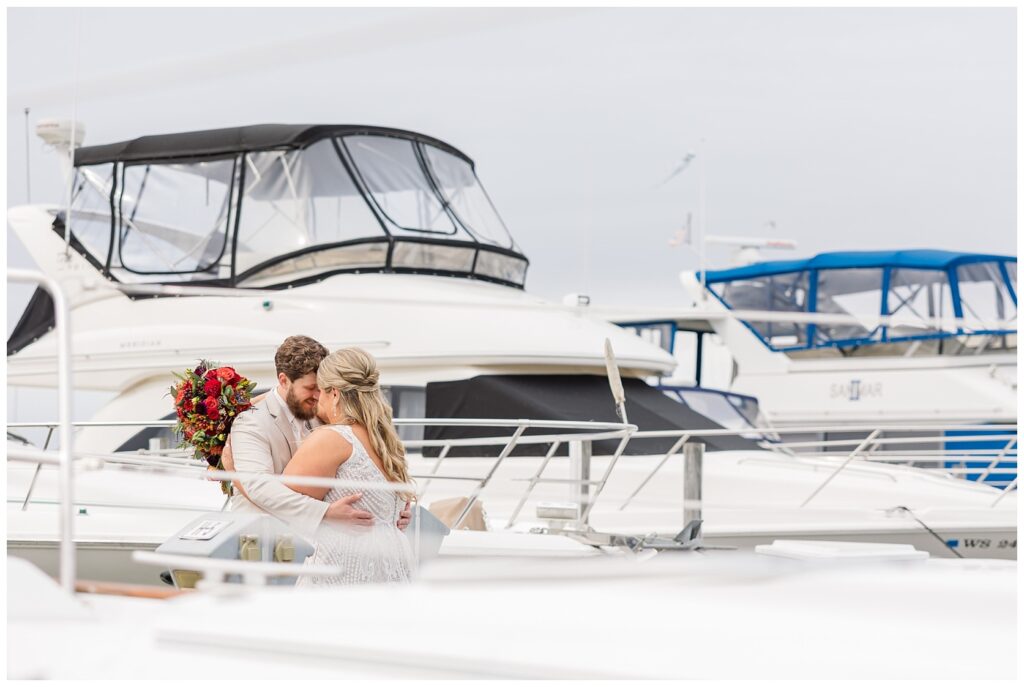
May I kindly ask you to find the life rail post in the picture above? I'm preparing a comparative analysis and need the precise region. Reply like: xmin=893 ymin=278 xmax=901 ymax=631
xmin=8 ymin=269 xmax=75 ymax=593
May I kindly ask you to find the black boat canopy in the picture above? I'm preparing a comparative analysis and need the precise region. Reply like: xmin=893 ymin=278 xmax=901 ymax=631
xmin=74 ymin=124 xmax=474 ymax=166
xmin=51 ymin=123 xmax=527 ymax=295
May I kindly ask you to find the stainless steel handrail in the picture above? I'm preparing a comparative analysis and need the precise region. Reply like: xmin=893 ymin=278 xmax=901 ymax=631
xmin=8 ymin=416 xmax=637 ymax=585
xmin=8 ymin=269 xmax=74 ymax=594
xmin=615 ymin=424 xmax=1018 ymax=509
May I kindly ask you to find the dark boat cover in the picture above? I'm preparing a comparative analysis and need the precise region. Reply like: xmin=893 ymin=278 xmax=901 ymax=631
xmin=424 ymin=374 xmax=757 ymax=457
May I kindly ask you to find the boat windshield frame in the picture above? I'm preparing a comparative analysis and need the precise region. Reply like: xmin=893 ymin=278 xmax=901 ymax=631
xmin=60 ymin=127 xmax=529 ymax=290
xmin=703 ymin=253 xmax=1017 ymax=357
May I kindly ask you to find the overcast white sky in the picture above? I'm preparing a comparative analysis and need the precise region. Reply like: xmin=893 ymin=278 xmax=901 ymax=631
xmin=5 ymin=7 xmax=1017 ymax=335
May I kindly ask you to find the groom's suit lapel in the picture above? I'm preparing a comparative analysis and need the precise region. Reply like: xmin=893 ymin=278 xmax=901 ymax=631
xmin=265 ymin=391 xmax=299 ymax=458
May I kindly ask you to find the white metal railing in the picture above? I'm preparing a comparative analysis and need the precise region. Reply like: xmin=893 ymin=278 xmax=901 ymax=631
xmin=11 ymin=419 xmax=1016 ymax=522
xmin=8 ymin=412 xmax=1017 ymax=588
xmin=9 ymin=417 xmax=636 ymax=526
xmin=616 ymin=423 xmax=1017 ymax=510
xmin=7 ymin=417 xmax=635 ymax=589
xmin=8 ymin=269 xmax=75 ymax=594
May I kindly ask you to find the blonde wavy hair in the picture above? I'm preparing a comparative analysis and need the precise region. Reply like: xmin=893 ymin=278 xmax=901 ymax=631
xmin=317 ymin=347 xmax=412 ymax=497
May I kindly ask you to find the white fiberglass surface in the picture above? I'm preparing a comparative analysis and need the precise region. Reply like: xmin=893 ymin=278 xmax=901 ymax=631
xmin=405 ymin=450 xmax=1014 ymax=532
xmin=7 ymin=554 xmax=1016 ymax=679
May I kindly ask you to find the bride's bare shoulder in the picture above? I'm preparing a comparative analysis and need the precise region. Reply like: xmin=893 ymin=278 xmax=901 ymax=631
xmin=305 ymin=425 xmax=355 ymax=454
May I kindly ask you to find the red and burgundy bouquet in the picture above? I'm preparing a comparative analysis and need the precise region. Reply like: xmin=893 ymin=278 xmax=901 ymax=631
xmin=170 ymin=360 xmax=257 ymax=495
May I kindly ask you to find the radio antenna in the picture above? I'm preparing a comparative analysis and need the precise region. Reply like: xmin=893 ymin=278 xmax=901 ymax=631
xmin=24 ymin=107 xmax=31 ymax=203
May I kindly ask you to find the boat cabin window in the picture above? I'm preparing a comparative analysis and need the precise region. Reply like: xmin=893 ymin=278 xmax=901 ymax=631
xmin=235 ymin=139 xmax=385 ymax=283
xmin=421 ymin=144 xmax=514 ymax=249
xmin=718 ymin=271 xmax=810 ymax=348
xmin=886 ymin=268 xmax=957 ymax=337
xmin=342 ymin=135 xmax=459 ymax=236
xmin=116 ymin=158 xmax=236 ymax=280
xmin=662 ymin=386 xmax=766 ymax=435
xmin=69 ymin=163 xmax=115 ymax=267
xmin=814 ymin=268 xmax=884 ymax=345
xmin=957 ymin=262 xmax=1017 ymax=331
xmin=707 ymin=254 xmax=1017 ymax=358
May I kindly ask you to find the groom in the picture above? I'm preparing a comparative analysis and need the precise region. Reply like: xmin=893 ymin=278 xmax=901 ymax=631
xmin=222 ymin=335 xmax=410 ymax=541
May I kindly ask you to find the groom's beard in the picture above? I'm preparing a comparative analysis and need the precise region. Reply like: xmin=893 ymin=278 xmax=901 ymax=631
xmin=285 ymin=387 xmax=318 ymax=421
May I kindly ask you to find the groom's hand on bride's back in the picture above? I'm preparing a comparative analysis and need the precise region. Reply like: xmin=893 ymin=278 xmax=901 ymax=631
xmin=397 ymin=502 xmax=411 ymax=531
xmin=325 ymin=493 xmax=374 ymax=526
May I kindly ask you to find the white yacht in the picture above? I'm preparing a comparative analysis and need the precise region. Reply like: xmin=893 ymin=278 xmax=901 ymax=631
xmin=6 ymin=122 xmax=677 ymax=452
xmin=6 ymin=123 xmax=1016 ymax=585
xmin=686 ymin=250 xmax=1016 ymax=425
xmin=601 ymin=250 xmax=1018 ymax=488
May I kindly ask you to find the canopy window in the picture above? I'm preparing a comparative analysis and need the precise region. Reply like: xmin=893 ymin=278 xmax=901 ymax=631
xmin=116 ymin=157 xmax=236 ymax=282
xmin=715 ymin=271 xmax=810 ymax=349
xmin=957 ymin=262 xmax=1017 ymax=332
xmin=421 ymin=144 xmax=515 ymax=249
xmin=235 ymin=139 xmax=385 ymax=283
xmin=68 ymin=163 xmax=115 ymax=269
xmin=341 ymin=135 xmax=462 ymax=236
xmin=887 ymin=268 xmax=957 ymax=337
xmin=814 ymin=268 xmax=884 ymax=345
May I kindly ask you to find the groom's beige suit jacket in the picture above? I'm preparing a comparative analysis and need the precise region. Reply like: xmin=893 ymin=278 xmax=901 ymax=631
xmin=228 ymin=391 xmax=328 ymax=541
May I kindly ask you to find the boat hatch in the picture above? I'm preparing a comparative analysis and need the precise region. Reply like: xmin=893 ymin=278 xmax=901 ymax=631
xmin=702 ymin=250 xmax=1017 ymax=357
xmin=60 ymin=124 xmax=529 ymax=290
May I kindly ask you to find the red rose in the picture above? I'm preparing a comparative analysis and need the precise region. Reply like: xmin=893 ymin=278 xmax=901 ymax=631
xmin=203 ymin=397 xmax=220 ymax=419
xmin=204 ymin=379 xmax=222 ymax=397
xmin=216 ymin=367 xmax=235 ymax=382
xmin=205 ymin=369 xmax=218 ymax=380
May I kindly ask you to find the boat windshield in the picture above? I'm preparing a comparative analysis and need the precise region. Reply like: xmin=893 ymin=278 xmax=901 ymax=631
xmin=705 ymin=252 xmax=1017 ymax=358
xmin=64 ymin=130 xmax=528 ymax=289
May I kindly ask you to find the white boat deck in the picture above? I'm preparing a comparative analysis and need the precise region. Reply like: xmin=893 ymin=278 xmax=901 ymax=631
xmin=7 ymin=552 xmax=1017 ymax=679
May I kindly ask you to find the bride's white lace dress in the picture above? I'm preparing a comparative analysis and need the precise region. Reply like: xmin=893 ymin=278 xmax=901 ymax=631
xmin=296 ymin=424 xmax=412 ymax=586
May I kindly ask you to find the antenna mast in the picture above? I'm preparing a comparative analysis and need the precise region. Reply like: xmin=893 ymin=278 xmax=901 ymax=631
xmin=24 ymin=107 xmax=31 ymax=203
xmin=697 ymin=138 xmax=707 ymax=301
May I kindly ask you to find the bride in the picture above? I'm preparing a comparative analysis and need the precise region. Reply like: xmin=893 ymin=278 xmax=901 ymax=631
xmin=284 ymin=347 xmax=414 ymax=585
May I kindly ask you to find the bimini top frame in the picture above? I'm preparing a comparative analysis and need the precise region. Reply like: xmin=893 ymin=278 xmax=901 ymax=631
xmin=60 ymin=124 xmax=529 ymax=292
xmin=700 ymin=249 xmax=1017 ymax=355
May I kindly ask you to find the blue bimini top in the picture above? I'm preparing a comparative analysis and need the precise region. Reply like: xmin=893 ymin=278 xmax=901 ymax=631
xmin=701 ymin=249 xmax=1016 ymax=353
xmin=703 ymin=249 xmax=1014 ymax=284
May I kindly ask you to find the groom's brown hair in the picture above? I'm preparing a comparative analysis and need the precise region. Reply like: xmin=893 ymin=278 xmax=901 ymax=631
xmin=275 ymin=335 xmax=329 ymax=381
